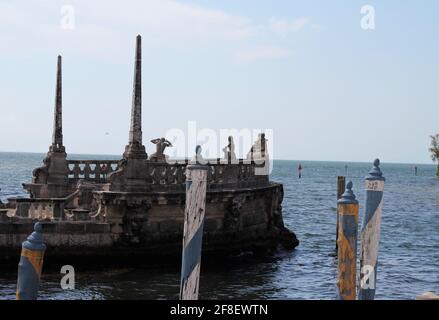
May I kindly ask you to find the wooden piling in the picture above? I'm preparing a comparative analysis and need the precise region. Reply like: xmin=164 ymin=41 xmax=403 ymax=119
xmin=358 ymin=159 xmax=385 ymax=300
xmin=179 ymin=149 xmax=208 ymax=300
xmin=337 ymin=181 xmax=359 ymax=300
xmin=336 ymin=176 xmax=346 ymax=251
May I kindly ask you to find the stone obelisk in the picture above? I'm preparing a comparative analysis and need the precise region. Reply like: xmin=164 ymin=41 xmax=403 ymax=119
xmin=123 ymin=35 xmax=147 ymax=160
xmin=24 ymin=55 xmax=70 ymax=198
xmin=46 ymin=55 xmax=69 ymax=185
xmin=108 ymin=35 xmax=150 ymax=192
xmin=51 ymin=55 xmax=65 ymax=153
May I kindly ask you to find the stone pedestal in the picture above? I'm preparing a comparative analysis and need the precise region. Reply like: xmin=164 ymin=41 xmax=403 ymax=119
xmin=107 ymin=158 xmax=151 ymax=192
xmin=46 ymin=150 xmax=69 ymax=185
xmin=23 ymin=183 xmax=72 ymax=199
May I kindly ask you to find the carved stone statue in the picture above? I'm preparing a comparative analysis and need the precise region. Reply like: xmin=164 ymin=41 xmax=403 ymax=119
xmin=149 ymin=138 xmax=172 ymax=162
xmin=247 ymin=133 xmax=267 ymax=161
xmin=190 ymin=145 xmax=206 ymax=165
xmin=222 ymin=136 xmax=237 ymax=162
xmin=32 ymin=156 xmax=51 ymax=184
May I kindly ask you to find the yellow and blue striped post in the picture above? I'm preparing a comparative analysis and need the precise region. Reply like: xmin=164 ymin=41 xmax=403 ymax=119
xmin=335 ymin=176 xmax=346 ymax=252
xmin=358 ymin=159 xmax=385 ymax=300
xmin=179 ymin=149 xmax=208 ymax=300
xmin=337 ymin=181 xmax=359 ymax=300
xmin=16 ymin=222 xmax=46 ymax=300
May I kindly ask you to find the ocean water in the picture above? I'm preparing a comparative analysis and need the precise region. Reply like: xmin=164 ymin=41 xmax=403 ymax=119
xmin=1 ymin=152 xmax=439 ymax=300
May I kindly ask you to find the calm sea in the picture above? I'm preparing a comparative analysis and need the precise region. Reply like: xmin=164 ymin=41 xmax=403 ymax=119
xmin=1 ymin=152 xmax=438 ymax=300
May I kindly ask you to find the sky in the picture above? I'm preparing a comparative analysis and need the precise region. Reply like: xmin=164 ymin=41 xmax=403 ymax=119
xmin=0 ymin=0 xmax=438 ymax=163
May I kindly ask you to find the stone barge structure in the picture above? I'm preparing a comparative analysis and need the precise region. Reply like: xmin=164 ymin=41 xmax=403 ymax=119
xmin=0 ymin=36 xmax=298 ymax=266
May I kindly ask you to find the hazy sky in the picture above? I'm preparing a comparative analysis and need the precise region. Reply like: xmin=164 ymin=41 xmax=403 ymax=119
xmin=0 ymin=0 xmax=438 ymax=163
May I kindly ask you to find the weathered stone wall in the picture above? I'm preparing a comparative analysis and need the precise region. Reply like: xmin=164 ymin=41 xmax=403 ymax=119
xmin=0 ymin=183 xmax=295 ymax=263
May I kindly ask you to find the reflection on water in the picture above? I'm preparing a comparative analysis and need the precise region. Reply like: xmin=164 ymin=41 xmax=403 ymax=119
xmin=1 ymin=152 xmax=439 ymax=299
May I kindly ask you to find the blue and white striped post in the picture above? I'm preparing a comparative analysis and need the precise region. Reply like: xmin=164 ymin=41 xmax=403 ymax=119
xmin=358 ymin=159 xmax=385 ymax=300
xmin=180 ymin=147 xmax=208 ymax=300
xmin=16 ymin=222 xmax=46 ymax=300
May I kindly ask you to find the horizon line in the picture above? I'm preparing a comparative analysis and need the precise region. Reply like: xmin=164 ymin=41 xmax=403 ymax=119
xmin=0 ymin=150 xmax=434 ymax=166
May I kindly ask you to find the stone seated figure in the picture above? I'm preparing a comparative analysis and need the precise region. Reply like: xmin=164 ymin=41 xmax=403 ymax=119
xmin=32 ymin=156 xmax=50 ymax=184
xmin=190 ymin=145 xmax=205 ymax=165
xmin=247 ymin=133 xmax=267 ymax=161
xmin=222 ymin=136 xmax=237 ymax=163
xmin=149 ymin=138 xmax=172 ymax=162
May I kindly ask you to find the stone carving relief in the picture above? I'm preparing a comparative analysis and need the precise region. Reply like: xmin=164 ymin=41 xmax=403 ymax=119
xmin=149 ymin=138 xmax=172 ymax=162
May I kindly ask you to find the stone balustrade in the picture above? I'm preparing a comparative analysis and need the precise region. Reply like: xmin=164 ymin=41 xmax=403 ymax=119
xmin=8 ymin=159 xmax=269 ymax=222
xmin=8 ymin=198 xmax=67 ymax=220
xmin=128 ymin=159 xmax=268 ymax=189
xmin=6 ymin=189 xmax=80 ymax=221
xmin=28 ymin=201 xmax=56 ymax=220
xmin=206 ymin=161 xmax=268 ymax=189
xmin=66 ymin=158 xmax=268 ymax=189
xmin=67 ymin=160 xmax=120 ymax=183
